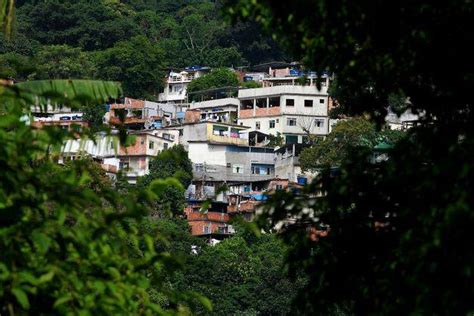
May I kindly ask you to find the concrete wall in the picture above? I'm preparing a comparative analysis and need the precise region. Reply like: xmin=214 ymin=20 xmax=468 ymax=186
xmin=190 ymin=98 xmax=239 ymax=109
xmin=188 ymin=142 xmax=227 ymax=165
xmin=188 ymin=142 xmax=275 ymax=182
xmin=238 ymin=115 xmax=328 ymax=138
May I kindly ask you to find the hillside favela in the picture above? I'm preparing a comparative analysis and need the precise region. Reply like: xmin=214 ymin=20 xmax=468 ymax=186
xmin=0 ymin=0 xmax=472 ymax=315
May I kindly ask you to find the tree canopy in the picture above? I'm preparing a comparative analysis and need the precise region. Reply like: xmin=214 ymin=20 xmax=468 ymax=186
xmin=0 ymin=0 xmax=289 ymax=99
xmin=227 ymin=0 xmax=474 ymax=314
xmin=187 ymin=68 xmax=239 ymax=101
xmin=299 ymin=118 xmax=405 ymax=170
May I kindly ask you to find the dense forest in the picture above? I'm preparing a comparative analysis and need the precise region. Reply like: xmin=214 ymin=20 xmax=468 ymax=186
xmin=0 ymin=0 xmax=287 ymax=98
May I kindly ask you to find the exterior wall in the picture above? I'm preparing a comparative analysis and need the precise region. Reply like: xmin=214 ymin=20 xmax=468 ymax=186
xmin=179 ymin=122 xmax=249 ymax=148
xmin=238 ymin=115 xmax=328 ymax=138
xmin=206 ymin=124 xmax=248 ymax=146
xmin=180 ymin=123 xmax=209 ymax=147
xmin=188 ymin=142 xmax=228 ymax=166
xmin=188 ymin=142 xmax=275 ymax=183
xmin=190 ymin=98 xmax=239 ymax=110
xmin=237 ymin=85 xmax=330 ymax=143
xmin=238 ymin=85 xmax=328 ymax=100
xmin=185 ymin=109 xmax=201 ymax=123
xmin=281 ymin=95 xmax=328 ymax=116
xmin=158 ymin=69 xmax=208 ymax=102
xmin=188 ymin=220 xmax=232 ymax=236
xmin=61 ymin=131 xmax=176 ymax=184
xmin=62 ymin=135 xmax=118 ymax=158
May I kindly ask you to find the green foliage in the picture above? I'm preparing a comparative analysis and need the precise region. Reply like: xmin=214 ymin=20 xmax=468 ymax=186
xmin=145 ymin=144 xmax=193 ymax=188
xmin=267 ymin=131 xmax=284 ymax=147
xmin=138 ymin=145 xmax=193 ymax=217
xmin=94 ymin=35 xmax=165 ymax=99
xmin=299 ymin=118 xmax=405 ymax=170
xmin=2 ymin=0 xmax=287 ymax=98
xmin=0 ymin=52 xmax=35 ymax=80
xmin=241 ymin=80 xmax=262 ymax=89
xmin=178 ymin=233 xmax=306 ymax=315
xmin=33 ymin=45 xmax=96 ymax=80
xmin=82 ymin=103 xmax=106 ymax=131
xmin=0 ymin=0 xmax=14 ymax=37
xmin=0 ymin=80 xmax=200 ymax=314
xmin=229 ymin=0 xmax=474 ymax=314
xmin=187 ymin=68 xmax=239 ymax=101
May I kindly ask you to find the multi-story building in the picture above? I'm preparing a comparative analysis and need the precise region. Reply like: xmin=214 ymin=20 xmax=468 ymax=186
xmin=237 ymin=83 xmax=330 ymax=144
xmin=171 ymin=121 xmax=275 ymax=200
xmin=60 ymin=129 xmax=180 ymax=183
xmin=107 ymin=98 xmax=187 ymax=129
xmin=30 ymin=104 xmax=87 ymax=130
xmin=158 ymin=67 xmax=210 ymax=103
xmin=274 ymin=143 xmax=316 ymax=184
xmin=189 ymin=98 xmax=239 ymax=124
xmin=184 ymin=201 xmax=235 ymax=238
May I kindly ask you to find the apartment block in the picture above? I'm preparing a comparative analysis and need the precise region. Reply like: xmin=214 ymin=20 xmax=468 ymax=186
xmin=237 ymin=84 xmax=330 ymax=144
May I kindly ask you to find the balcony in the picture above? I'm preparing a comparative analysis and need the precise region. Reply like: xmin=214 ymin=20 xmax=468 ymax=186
xmin=206 ymin=124 xmax=248 ymax=146
xmin=238 ymin=85 xmax=327 ymax=99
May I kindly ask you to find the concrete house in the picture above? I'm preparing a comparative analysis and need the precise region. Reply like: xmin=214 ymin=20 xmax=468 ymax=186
xmin=60 ymin=129 xmax=180 ymax=183
xmin=158 ymin=67 xmax=210 ymax=103
xmin=237 ymin=82 xmax=330 ymax=144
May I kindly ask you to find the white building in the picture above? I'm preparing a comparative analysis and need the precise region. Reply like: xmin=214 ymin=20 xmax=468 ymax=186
xmin=158 ymin=67 xmax=210 ymax=103
xmin=385 ymin=108 xmax=422 ymax=130
xmin=237 ymin=83 xmax=330 ymax=144
xmin=189 ymin=98 xmax=239 ymax=123
xmin=60 ymin=129 xmax=180 ymax=183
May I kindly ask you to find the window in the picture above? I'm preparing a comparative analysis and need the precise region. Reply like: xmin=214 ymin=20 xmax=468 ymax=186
xmin=269 ymin=120 xmax=276 ymax=128
xmin=286 ymin=99 xmax=295 ymax=106
xmin=287 ymin=118 xmax=297 ymax=126
xmin=149 ymin=141 xmax=154 ymax=149
xmin=315 ymin=118 xmax=325 ymax=128
xmin=319 ymin=98 xmax=325 ymax=104
xmin=119 ymin=161 xmax=129 ymax=170
xmin=256 ymin=121 xmax=260 ymax=130
xmin=286 ymin=135 xmax=298 ymax=144
xmin=276 ymin=184 xmax=283 ymax=190
xmin=195 ymin=164 xmax=204 ymax=172
xmin=304 ymin=100 xmax=313 ymax=107
xmin=163 ymin=142 xmax=168 ymax=149
xmin=266 ymin=167 xmax=271 ymax=175
xmin=233 ymin=164 xmax=244 ymax=174
xmin=276 ymin=119 xmax=279 ymax=123
xmin=203 ymin=226 xmax=211 ymax=234
xmin=110 ymin=141 xmax=114 ymax=149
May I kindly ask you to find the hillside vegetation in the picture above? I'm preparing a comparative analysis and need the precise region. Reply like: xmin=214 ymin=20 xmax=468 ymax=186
xmin=0 ymin=0 xmax=286 ymax=98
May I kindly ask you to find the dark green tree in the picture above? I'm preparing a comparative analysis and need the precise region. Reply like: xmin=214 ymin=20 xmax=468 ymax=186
xmin=228 ymin=0 xmax=474 ymax=314
xmin=33 ymin=45 xmax=96 ymax=79
xmin=0 ymin=79 xmax=208 ymax=314
xmin=94 ymin=35 xmax=165 ymax=98
xmin=187 ymin=67 xmax=239 ymax=101
xmin=138 ymin=145 xmax=193 ymax=216
xmin=299 ymin=118 xmax=404 ymax=170
xmin=81 ymin=103 xmax=106 ymax=132
xmin=177 ymin=231 xmax=306 ymax=315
